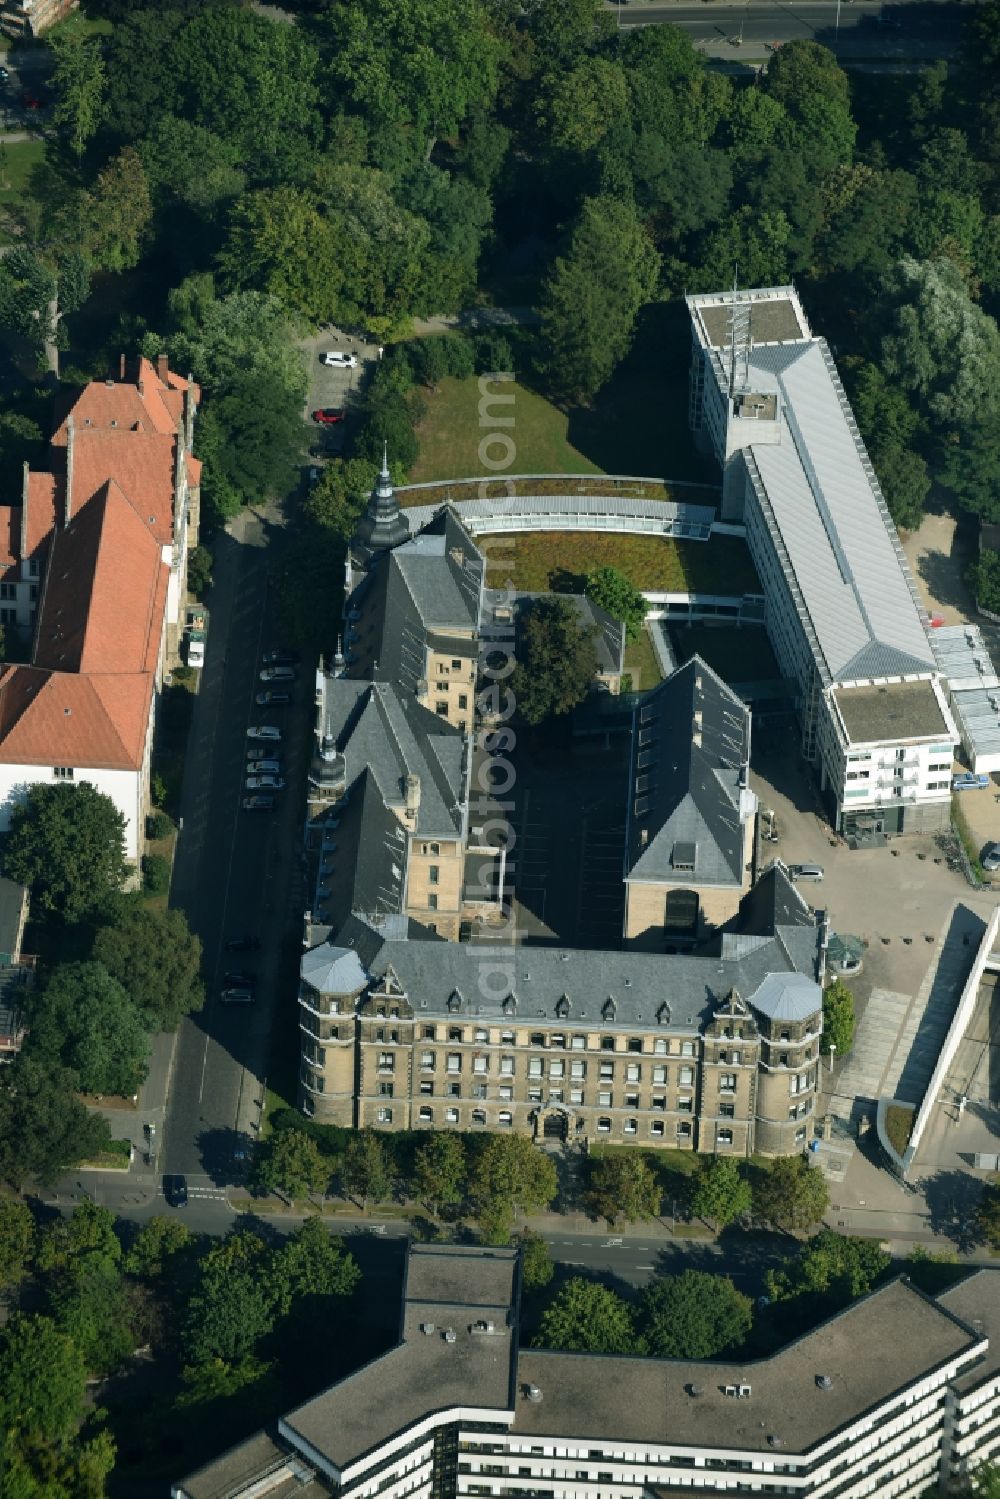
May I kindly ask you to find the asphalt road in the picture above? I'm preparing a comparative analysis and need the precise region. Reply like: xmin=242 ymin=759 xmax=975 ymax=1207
xmin=613 ymin=0 xmax=967 ymax=57
xmin=162 ymin=504 xmax=311 ymax=1185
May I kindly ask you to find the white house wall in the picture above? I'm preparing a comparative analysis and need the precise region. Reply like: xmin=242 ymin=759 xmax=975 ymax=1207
xmin=0 ymin=764 xmax=143 ymax=860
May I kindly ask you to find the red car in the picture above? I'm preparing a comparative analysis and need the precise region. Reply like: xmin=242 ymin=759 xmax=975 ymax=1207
xmin=20 ymin=93 xmax=42 ymax=111
xmin=312 ymin=408 xmax=345 ymax=425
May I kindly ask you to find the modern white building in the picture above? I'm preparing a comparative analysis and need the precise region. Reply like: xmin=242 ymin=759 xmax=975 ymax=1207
xmin=174 ymin=1246 xmax=1000 ymax=1499
xmin=687 ymin=285 xmax=959 ymax=842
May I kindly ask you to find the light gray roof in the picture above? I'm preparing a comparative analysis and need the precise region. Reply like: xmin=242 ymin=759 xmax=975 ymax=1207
xmin=625 ymin=657 xmax=752 ymax=887
xmin=301 ymin=944 xmax=367 ymax=996
xmin=741 ymin=340 xmax=934 ymax=684
xmin=746 ymin=970 xmax=822 ymax=1023
xmin=928 ymin=624 xmax=999 ymax=692
xmin=401 ymin=494 xmax=717 ymax=537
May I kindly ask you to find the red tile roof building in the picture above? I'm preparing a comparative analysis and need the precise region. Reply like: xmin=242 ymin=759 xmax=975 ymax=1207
xmin=0 ymin=356 xmax=200 ymax=861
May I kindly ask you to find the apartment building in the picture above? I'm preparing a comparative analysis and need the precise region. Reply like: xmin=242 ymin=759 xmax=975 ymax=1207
xmin=345 ymin=465 xmax=485 ymax=734
xmin=624 ymin=658 xmax=757 ymax=948
xmin=686 ymin=285 xmax=958 ymax=841
xmin=0 ymin=356 xmax=200 ymax=860
xmin=298 ymin=864 xmax=824 ymax=1156
xmin=175 ymin=1245 xmax=1000 ymax=1499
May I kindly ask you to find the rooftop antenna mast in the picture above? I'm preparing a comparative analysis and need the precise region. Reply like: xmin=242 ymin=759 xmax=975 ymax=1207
xmin=727 ymin=270 xmax=751 ymax=399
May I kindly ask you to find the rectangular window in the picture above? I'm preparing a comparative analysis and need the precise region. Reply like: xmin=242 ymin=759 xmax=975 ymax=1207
xmin=549 ymin=1060 xmax=564 ymax=1079
xmin=652 ymin=1065 xmax=667 ymax=1084
xmin=471 ymin=1083 xmax=487 ymax=1100
xmin=651 ymin=1095 xmax=666 ymax=1111
xmin=653 ymin=1038 xmax=667 ymax=1055
xmin=717 ymin=1128 xmax=734 ymax=1145
xmin=378 ymin=1082 xmax=394 ymax=1098
xmin=571 ymin=1035 xmax=587 ymax=1050
xmin=471 ymin=1109 xmax=486 ymax=1126
xmin=601 ymin=1036 xmax=615 ymax=1051
xmin=473 ymin=1056 xmax=488 ymax=1074
xmin=53 ymin=767 xmax=74 ymax=780
xmin=650 ymin=1120 xmax=665 ymax=1137
xmin=376 ymin=1107 xmax=392 ymax=1123
xmin=423 ymin=1025 xmax=436 ymax=1040
xmin=429 ymin=865 xmax=440 ymax=884
xmin=428 ymin=893 xmax=438 ymax=910
xmin=623 ymin=1118 xmax=638 ymax=1135
xmin=597 ymin=1117 xmax=612 ymax=1133
xmin=447 ymin=1082 xmax=461 ymax=1098
xmin=447 ymin=1053 xmax=461 ymax=1073
xmin=677 ymin=1096 xmax=693 ymax=1113
xmin=458 ymin=695 xmax=468 ymax=710
xmin=570 ymin=1060 xmax=585 ymax=1079
xmin=625 ymin=1063 xmax=640 ymax=1082
xmin=530 ymin=1032 xmax=545 ymax=1047
xmin=570 ymin=1088 xmax=584 ymax=1105
xmin=0 ymin=583 xmax=15 ymax=601
xmin=451 ymin=658 xmax=461 ymax=670
xmin=445 ymin=1107 xmax=459 ymax=1124
xmin=528 ymin=1058 xmax=543 ymax=1077
xmin=498 ymin=1110 xmax=512 ymax=1127
xmin=598 ymin=1089 xmax=612 ymax=1107
xmin=720 ymin=1102 xmax=735 ymax=1118
xmin=679 ymin=1065 xmax=694 ymax=1086
xmin=500 ymin=1056 xmax=515 ymax=1075
xmin=677 ymin=1121 xmax=692 ymax=1140
xmin=501 ymin=1030 xmax=515 ymax=1045
xmin=599 ymin=1061 xmax=614 ymax=1080
xmin=378 ymin=1052 xmax=394 ymax=1072
xmin=625 ymin=1091 xmax=639 ymax=1109
xmin=449 ymin=1027 xmax=463 ymax=1042
xmin=418 ymin=1106 xmax=433 ymax=1122
xmin=627 ymin=1038 xmax=643 ymax=1053
xmin=499 ymin=1085 xmax=513 ymax=1101
xmin=474 ymin=1027 xmax=489 ymax=1043
xmin=550 ymin=1034 xmax=566 ymax=1049
xmin=420 ymin=1080 xmax=433 ymax=1096
xmin=720 ymin=1073 xmax=738 ymax=1092
xmin=528 ymin=1088 xmax=542 ymax=1104
xmin=420 ymin=1052 xmax=435 ymax=1070
xmin=681 ymin=1041 xmax=695 ymax=1057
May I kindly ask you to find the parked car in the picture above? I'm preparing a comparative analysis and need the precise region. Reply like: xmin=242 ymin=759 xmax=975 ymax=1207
xmin=220 ymin=986 xmax=255 ymax=1003
xmin=262 ymin=648 xmax=300 ymax=665
xmin=20 ymin=91 xmax=42 ymax=110
xmin=224 ymin=971 xmax=257 ymax=987
xmin=0 ymin=67 xmax=10 ymax=83
xmin=242 ymin=793 xmax=277 ymax=810
xmin=225 ymin=935 xmax=261 ymax=952
xmin=321 ymin=351 xmax=358 ymax=368
xmin=312 ymin=408 xmax=345 ymax=425
xmin=246 ymin=775 xmax=286 ymax=791
xmin=788 ymin=863 xmax=824 ymax=882
xmin=259 ymin=665 xmax=296 ymax=683
xmin=953 ymin=772 xmax=990 ymax=791
xmin=163 ymin=1174 xmax=188 ymax=1207
xmin=246 ymin=758 xmax=282 ymax=775
xmin=255 ymin=690 xmax=292 ymax=707
xmin=982 ymin=841 xmax=1000 ymax=873
xmin=247 ymin=725 xmax=281 ymax=742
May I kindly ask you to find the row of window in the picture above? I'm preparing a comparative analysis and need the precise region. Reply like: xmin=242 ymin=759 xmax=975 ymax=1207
xmin=382 ymin=1079 xmax=733 ymax=1115
xmin=398 ymin=1106 xmax=705 ymax=1142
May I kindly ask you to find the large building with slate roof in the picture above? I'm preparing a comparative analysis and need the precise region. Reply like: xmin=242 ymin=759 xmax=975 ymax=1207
xmin=175 ymin=1245 xmax=1000 ymax=1499
xmin=624 ymin=657 xmax=757 ymax=947
xmin=298 ymin=860 xmax=825 ymax=1156
xmin=687 ymin=284 xmax=958 ymax=842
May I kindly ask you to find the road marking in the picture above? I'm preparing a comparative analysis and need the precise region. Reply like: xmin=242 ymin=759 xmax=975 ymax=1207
xmin=637 ymin=1264 xmax=655 ymax=1270
xmin=563 ymin=1261 xmax=585 ymax=1266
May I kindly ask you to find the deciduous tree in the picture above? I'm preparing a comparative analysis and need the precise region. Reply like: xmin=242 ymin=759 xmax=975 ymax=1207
xmin=0 ymin=1056 xmax=111 ymax=1187
xmin=3 ymin=782 xmax=126 ymax=921
xmin=271 ymin=1219 xmax=360 ymax=1318
xmin=0 ymin=1196 xmax=33 ymax=1287
xmin=584 ymin=566 xmax=648 ymax=643
xmin=640 ymin=1271 xmax=752 ymax=1358
xmin=26 ymin=961 xmax=149 ymax=1098
xmin=92 ymin=899 xmax=204 ymax=1030
xmin=511 ymin=597 xmax=600 ymax=725
xmin=977 ymin=1179 xmax=1000 ymax=1249
xmin=50 ymin=30 xmax=106 ymax=162
xmin=752 ymin=1156 xmax=829 ymax=1234
xmin=534 ymin=1277 xmax=638 ymax=1354
xmin=518 ymin=1229 xmax=554 ymax=1290
xmin=343 ymin=1130 xmax=393 ymax=1211
xmin=253 ymin=1129 xmax=330 ymax=1202
xmin=821 ymin=979 xmax=856 ymax=1057
xmin=85 ymin=147 xmax=153 ymax=272
xmin=182 ymin=1232 xmax=278 ymax=1366
xmin=765 ymin=1230 xmax=889 ymax=1308
xmin=124 ymin=1216 xmax=195 ymax=1281
xmin=585 ymin=1152 xmax=661 ymax=1226
xmin=470 ymin=1134 xmax=558 ymax=1232
xmin=689 ymin=1157 xmax=752 ymax=1231
xmin=413 ymin=1133 xmax=468 ymax=1216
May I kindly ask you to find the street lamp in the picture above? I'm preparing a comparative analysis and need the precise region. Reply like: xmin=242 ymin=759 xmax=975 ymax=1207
xmin=828 ymin=1042 xmax=837 ymax=1074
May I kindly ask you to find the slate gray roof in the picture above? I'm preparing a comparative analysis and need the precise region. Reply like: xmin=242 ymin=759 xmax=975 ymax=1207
xmin=301 ymin=940 xmax=367 ymax=997
xmin=727 ymin=338 xmax=934 ymax=686
xmin=350 ymin=509 xmax=484 ymax=694
xmin=625 ymin=656 xmax=752 ymax=887
xmin=746 ymin=970 xmax=822 ymax=1023
xmin=0 ymin=878 xmax=25 ymax=959
xmin=314 ymin=873 xmax=822 ymax=1026
xmin=310 ymin=769 xmax=408 ymax=932
xmin=318 ymin=678 xmax=466 ymax=837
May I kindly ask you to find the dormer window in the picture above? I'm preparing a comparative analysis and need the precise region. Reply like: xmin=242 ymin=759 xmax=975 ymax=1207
xmin=447 ymin=990 xmax=463 ymax=1013
xmin=502 ymin=992 xmax=517 ymax=1015
xmin=602 ymin=997 xmax=616 ymax=1021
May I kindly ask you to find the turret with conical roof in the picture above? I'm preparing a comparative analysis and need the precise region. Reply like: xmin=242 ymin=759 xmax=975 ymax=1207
xmin=351 ymin=444 xmax=410 ymax=563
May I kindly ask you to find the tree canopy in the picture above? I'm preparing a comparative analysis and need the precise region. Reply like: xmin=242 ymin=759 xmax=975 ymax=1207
xmin=689 ymin=1158 xmax=752 ymax=1230
xmin=585 ymin=1152 xmax=661 ymax=1225
xmin=511 ymin=597 xmax=600 ymax=725
xmin=640 ymin=1271 xmax=752 ymax=1359
xmin=92 ymin=899 xmax=204 ymax=1030
xmin=534 ymin=1277 xmax=639 ymax=1354
xmin=821 ymin=979 xmax=856 ymax=1057
xmin=26 ymin=961 xmax=150 ymax=1098
xmin=752 ymin=1156 xmax=830 ymax=1234
xmin=0 ymin=1055 xmax=111 ymax=1187
xmin=584 ymin=566 xmax=648 ymax=643
xmin=3 ymin=783 xmax=126 ymax=922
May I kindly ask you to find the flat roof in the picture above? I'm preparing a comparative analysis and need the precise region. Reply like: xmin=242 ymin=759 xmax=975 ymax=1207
xmin=832 ymin=679 xmax=948 ymax=746
xmin=938 ymin=1271 xmax=1000 ymax=1394
xmin=173 ymin=1430 xmax=331 ymax=1499
xmin=514 ymin=1280 xmax=977 ymax=1455
xmin=690 ymin=289 xmax=809 ymax=350
xmin=405 ymin=1244 xmax=518 ymax=1310
xmin=928 ymin=625 xmax=999 ymax=692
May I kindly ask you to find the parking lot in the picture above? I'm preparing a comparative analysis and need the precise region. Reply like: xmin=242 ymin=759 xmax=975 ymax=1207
xmin=299 ymin=327 xmax=379 ymax=464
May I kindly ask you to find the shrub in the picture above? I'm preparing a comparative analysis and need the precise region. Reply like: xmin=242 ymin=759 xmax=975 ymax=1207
xmin=474 ymin=331 xmax=515 ymax=376
xmin=441 ymin=332 xmax=475 ymax=379
xmin=146 ymin=811 xmax=173 ymax=841
xmin=187 ymin=543 xmax=214 ymax=599
xmin=142 ymin=854 xmax=171 ymax=895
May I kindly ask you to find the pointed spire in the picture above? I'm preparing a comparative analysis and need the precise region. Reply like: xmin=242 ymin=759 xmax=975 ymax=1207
xmin=351 ymin=444 xmax=410 ymax=560
xmin=381 ymin=441 xmax=390 ymax=480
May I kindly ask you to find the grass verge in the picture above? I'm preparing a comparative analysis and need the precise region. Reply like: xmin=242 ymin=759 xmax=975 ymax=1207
xmin=885 ymin=1103 xmax=915 ymax=1158
xmin=0 ymin=139 xmax=45 ymax=244
xmin=624 ymin=625 xmax=663 ymax=691
xmin=81 ymin=1138 xmax=133 ymax=1170
xmin=950 ymin=798 xmax=986 ymax=882
xmin=485 ymin=531 xmax=760 ymax=595
xmin=410 ymin=376 xmax=602 ymax=481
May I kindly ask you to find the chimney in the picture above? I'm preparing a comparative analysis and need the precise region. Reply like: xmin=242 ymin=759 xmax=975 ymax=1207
xmin=157 ymin=352 xmax=169 ymax=384
xmin=19 ymin=461 xmax=28 ymax=563
xmin=64 ymin=416 xmax=75 ymax=526
xmin=119 ymin=352 xmax=126 ymax=380
xmin=405 ymin=773 xmax=421 ymax=821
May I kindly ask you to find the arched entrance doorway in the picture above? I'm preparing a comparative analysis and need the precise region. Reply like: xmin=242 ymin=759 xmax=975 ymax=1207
xmin=538 ymin=1108 xmax=569 ymax=1142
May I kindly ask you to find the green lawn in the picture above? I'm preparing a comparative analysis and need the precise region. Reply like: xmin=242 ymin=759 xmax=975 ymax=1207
xmin=624 ymin=624 xmax=663 ymax=691
xmin=410 ymin=376 xmax=602 ymax=482
xmin=0 ymin=139 xmax=45 ymax=243
xmin=484 ymin=530 xmax=760 ymax=596
xmin=671 ymin=624 xmax=778 ymax=683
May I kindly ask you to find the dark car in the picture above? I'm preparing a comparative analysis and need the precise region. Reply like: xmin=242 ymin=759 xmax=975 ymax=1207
xmin=225 ymin=935 xmax=261 ymax=952
xmin=20 ymin=91 xmax=43 ymax=110
xmin=0 ymin=66 xmax=9 ymax=83
xmin=163 ymin=1174 xmax=188 ymax=1207
xmin=255 ymin=690 xmax=292 ymax=707
xmin=312 ymin=408 xmax=345 ymax=425
xmin=224 ymin=970 xmax=257 ymax=987
xmin=982 ymin=841 xmax=1000 ymax=873
xmin=243 ymin=793 xmax=276 ymax=811
xmin=259 ymin=665 xmax=296 ymax=683
xmin=262 ymin=648 xmax=300 ymax=666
